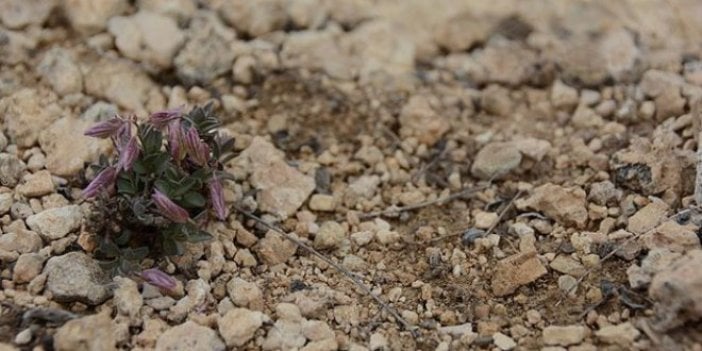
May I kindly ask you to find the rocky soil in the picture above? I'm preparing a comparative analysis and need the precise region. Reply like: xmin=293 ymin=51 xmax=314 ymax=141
xmin=2 ymin=0 xmax=702 ymax=350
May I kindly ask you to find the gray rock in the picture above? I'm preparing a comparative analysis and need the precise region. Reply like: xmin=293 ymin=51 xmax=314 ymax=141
xmin=114 ymin=277 xmax=143 ymax=319
xmin=475 ymin=40 xmax=538 ymax=86
xmin=398 ymin=95 xmax=449 ymax=146
xmin=81 ymin=102 xmax=118 ymax=122
xmin=39 ymin=117 xmax=112 ymax=177
xmin=227 ymin=277 xmax=264 ymax=310
xmin=218 ymin=308 xmax=267 ymax=348
xmin=61 ymin=0 xmax=128 ymax=35
xmin=595 ymin=322 xmax=640 ymax=346
xmin=255 ymin=231 xmax=297 ymax=266
xmin=0 ymin=153 xmax=26 ymax=187
xmin=37 ymin=47 xmax=83 ymax=96
xmin=649 ymin=250 xmax=702 ymax=330
xmin=471 ymin=142 xmax=522 ymax=180
xmin=313 ymin=221 xmax=345 ymax=250
xmin=108 ymin=11 xmax=185 ymax=70
xmin=44 ymin=252 xmax=111 ymax=305
xmin=54 ymin=313 xmax=116 ymax=351
xmin=549 ymin=255 xmax=586 ymax=277
xmin=26 ymin=205 xmax=82 ymax=241
xmin=13 ymin=253 xmax=46 ymax=284
xmin=232 ymin=137 xmax=314 ymax=218
xmin=0 ymin=192 xmax=14 ymax=215
xmin=218 ymin=0 xmax=287 ymax=37
xmin=17 ymin=170 xmax=54 ymax=197
xmin=136 ymin=0 xmax=197 ymax=24
xmin=516 ymin=183 xmax=588 ymax=229
xmin=0 ymin=0 xmax=56 ymax=29
xmin=543 ymin=325 xmax=589 ymax=346
xmin=84 ymin=57 xmax=164 ymax=114
xmin=0 ymin=230 xmax=43 ymax=254
xmin=174 ymin=11 xmax=236 ymax=85
xmin=434 ymin=12 xmax=491 ymax=52
xmin=0 ymin=88 xmax=62 ymax=147
xmin=155 ymin=321 xmax=225 ymax=351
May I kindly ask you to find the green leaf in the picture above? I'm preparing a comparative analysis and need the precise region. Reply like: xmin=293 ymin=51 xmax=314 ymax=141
xmin=114 ymin=230 xmax=132 ymax=246
xmin=182 ymin=223 xmax=213 ymax=242
xmin=140 ymin=125 xmax=163 ymax=155
xmin=181 ymin=191 xmax=206 ymax=208
xmin=116 ymin=174 xmax=137 ymax=195
xmin=122 ymin=247 xmax=149 ymax=261
xmin=162 ymin=238 xmax=183 ymax=256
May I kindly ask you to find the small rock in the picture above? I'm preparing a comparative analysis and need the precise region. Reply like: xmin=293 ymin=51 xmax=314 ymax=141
xmin=17 ymin=170 xmax=54 ymax=197
xmin=0 ymin=88 xmax=61 ymax=148
xmin=594 ymin=322 xmax=640 ymax=346
xmin=557 ymin=275 xmax=579 ymax=295
xmin=588 ymin=181 xmax=622 ymax=206
xmin=39 ymin=117 xmax=112 ymax=177
xmin=0 ymin=229 xmax=43 ymax=254
xmin=234 ymin=249 xmax=257 ymax=267
xmin=14 ymin=328 xmax=31 ymax=345
xmin=351 ymin=231 xmax=374 ymax=246
xmin=398 ymin=95 xmax=448 ymax=146
xmin=475 ymin=41 xmax=538 ymax=86
xmin=493 ymin=332 xmax=516 ymax=350
xmin=232 ymin=137 xmax=315 ymax=218
xmin=641 ymin=218 xmax=700 ymax=253
xmin=108 ymin=11 xmax=185 ymax=70
xmin=26 ymin=205 xmax=82 ymax=241
xmin=309 ymin=194 xmax=336 ymax=212
xmin=174 ymin=11 xmax=236 ymax=84
xmin=481 ymin=84 xmax=513 ymax=117
xmin=375 ymin=229 xmax=400 ymax=245
xmin=263 ymin=304 xmax=306 ymax=350
xmin=551 ymin=80 xmax=579 ymax=109
xmin=62 ymin=0 xmax=128 ymax=35
xmin=369 ymin=332 xmax=388 ymax=350
xmin=517 ymin=183 xmax=588 ymax=229
xmin=218 ymin=308 xmax=267 ymax=348
xmin=314 ymin=221 xmax=345 ymax=250
xmin=492 ymin=251 xmax=548 ymax=296
xmin=549 ymin=255 xmax=586 ymax=277
xmin=473 ymin=210 xmax=498 ymax=229
xmin=136 ymin=0 xmax=196 ymax=23
xmin=114 ymin=277 xmax=143 ymax=318
xmin=85 ymin=57 xmax=164 ymax=113
xmin=0 ymin=0 xmax=56 ymax=29
xmin=12 ymin=253 xmax=45 ymax=284
xmin=627 ymin=198 xmax=668 ymax=234
xmin=255 ymin=231 xmax=297 ymax=266
xmin=649 ymin=250 xmax=702 ymax=330
xmin=44 ymin=252 xmax=111 ymax=305
xmin=0 ymin=154 xmax=26 ymax=187
xmin=434 ymin=12 xmax=491 ymax=52
xmin=227 ymin=277 xmax=264 ymax=310
xmin=302 ymin=320 xmax=334 ymax=341
xmin=218 ymin=0 xmax=287 ymax=36
xmin=471 ymin=142 xmax=522 ymax=180
xmin=543 ymin=325 xmax=589 ymax=346
xmin=156 ymin=321 xmax=225 ymax=351
xmin=281 ymin=29 xmax=354 ymax=80
xmin=54 ymin=313 xmax=116 ymax=351
xmin=627 ymin=248 xmax=681 ymax=289
xmin=37 ymin=47 xmax=83 ymax=96
xmin=438 ymin=323 xmax=473 ymax=337
xmin=510 ymin=138 xmax=551 ymax=161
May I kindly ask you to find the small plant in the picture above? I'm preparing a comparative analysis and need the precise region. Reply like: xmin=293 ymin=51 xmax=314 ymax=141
xmin=83 ymin=104 xmax=236 ymax=275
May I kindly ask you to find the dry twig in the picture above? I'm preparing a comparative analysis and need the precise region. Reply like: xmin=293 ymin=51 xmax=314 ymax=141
xmin=234 ymin=206 xmax=419 ymax=335
xmin=360 ymin=181 xmax=493 ymax=220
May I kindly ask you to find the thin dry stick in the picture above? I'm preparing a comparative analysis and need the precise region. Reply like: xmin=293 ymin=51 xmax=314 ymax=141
xmin=234 ymin=206 xmax=418 ymax=335
xmin=360 ymin=181 xmax=492 ymax=220
xmin=555 ymin=207 xmax=695 ymax=307
xmin=429 ymin=190 xmax=523 ymax=244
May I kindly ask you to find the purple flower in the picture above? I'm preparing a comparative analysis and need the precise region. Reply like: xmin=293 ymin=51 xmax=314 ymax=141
xmin=82 ymin=167 xmax=117 ymax=198
xmin=208 ymin=176 xmax=228 ymax=220
xmin=140 ymin=268 xmax=177 ymax=291
xmin=149 ymin=107 xmax=183 ymax=129
xmin=116 ymin=136 xmax=140 ymax=171
xmin=84 ymin=117 xmax=126 ymax=138
xmin=152 ymin=189 xmax=189 ymax=223
xmin=184 ymin=128 xmax=210 ymax=166
xmin=167 ymin=120 xmax=185 ymax=161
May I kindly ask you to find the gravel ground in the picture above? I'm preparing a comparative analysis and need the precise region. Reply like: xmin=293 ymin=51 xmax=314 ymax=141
xmin=2 ymin=0 xmax=702 ymax=350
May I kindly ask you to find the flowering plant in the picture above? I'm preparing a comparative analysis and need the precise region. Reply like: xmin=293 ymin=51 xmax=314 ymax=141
xmin=83 ymin=104 xmax=236 ymax=275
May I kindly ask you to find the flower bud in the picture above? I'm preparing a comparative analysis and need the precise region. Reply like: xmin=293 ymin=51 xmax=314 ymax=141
xmin=208 ymin=176 xmax=228 ymax=220
xmin=149 ymin=107 xmax=183 ymax=129
xmin=140 ymin=268 xmax=177 ymax=291
xmin=152 ymin=189 xmax=189 ymax=223
xmin=84 ymin=117 xmax=125 ymax=138
xmin=167 ymin=120 xmax=185 ymax=161
xmin=116 ymin=136 xmax=140 ymax=171
xmin=184 ymin=127 xmax=210 ymax=166
xmin=82 ymin=167 xmax=117 ymax=198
